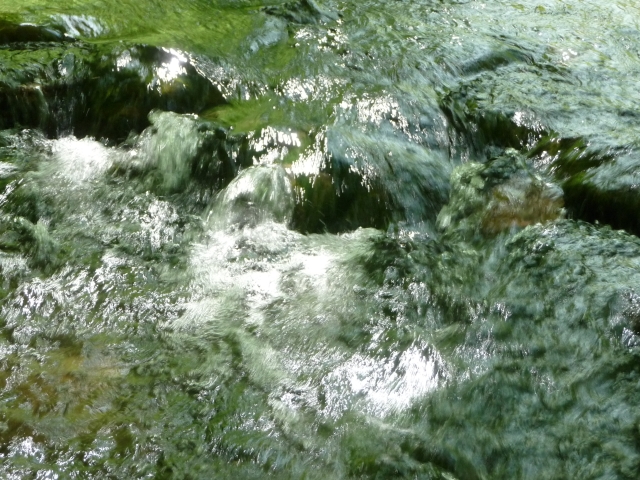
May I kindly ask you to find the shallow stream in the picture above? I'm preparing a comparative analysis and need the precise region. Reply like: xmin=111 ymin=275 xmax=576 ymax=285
xmin=2 ymin=1 xmax=640 ymax=478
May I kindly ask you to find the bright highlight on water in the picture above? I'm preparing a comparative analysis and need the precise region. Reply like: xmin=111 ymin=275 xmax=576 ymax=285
xmin=1 ymin=1 xmax=640 ymax=478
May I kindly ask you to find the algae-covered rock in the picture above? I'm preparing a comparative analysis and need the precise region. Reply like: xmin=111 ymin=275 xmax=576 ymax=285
xmin=437 ymin=149 xmax=564 ymax=239
xmin=263 ymin=0 xmax=339 ymax=25
xmin=440 ymin=34 xmax=640 ymax=236
xmin=290 ymin=128 xmax=452 ymax=233
xmin=0 ymin=22 xmax=225 ymax=141
xmin=433 ymin=12 xmax=640 ymax=237
xmin=531 ymin=140 xmax=640 ymax=236
xmin=110 ymin=111 xmax=252 ymax=195
xmin=0 ymin=19 xmax=67 ymax=44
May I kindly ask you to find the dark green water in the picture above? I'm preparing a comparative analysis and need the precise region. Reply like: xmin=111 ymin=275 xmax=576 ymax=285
xmin=1 ymin=1 xmax=640 ymax=478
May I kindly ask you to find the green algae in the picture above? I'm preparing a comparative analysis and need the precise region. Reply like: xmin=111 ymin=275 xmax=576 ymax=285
xmin=1 ymin=0 xmax=640 ymax=478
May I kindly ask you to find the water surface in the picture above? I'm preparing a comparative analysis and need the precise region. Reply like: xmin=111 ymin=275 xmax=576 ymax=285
xmin=1 ymin=0 xmax=640 ymax=478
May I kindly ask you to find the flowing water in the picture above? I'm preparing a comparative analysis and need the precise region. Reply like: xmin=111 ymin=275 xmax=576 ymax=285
xmin=1 ymin=0 xmax=640 ymax=478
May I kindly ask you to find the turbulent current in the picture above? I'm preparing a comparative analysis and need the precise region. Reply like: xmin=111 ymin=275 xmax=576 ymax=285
xmin=2 ymin=0 xmax=640 ymax=478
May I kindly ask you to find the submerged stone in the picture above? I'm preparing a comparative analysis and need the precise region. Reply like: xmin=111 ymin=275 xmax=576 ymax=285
xmin=0 ymin=23 xmax=225 ymax=141
xmin=0 ymin=19 xmax=66 ymax=44
xmin=2 ymin=1 xmax=640 ymax=478
xmin=532 ymin=138 xmax=640 ymax=236
xmin=437 ymin=149 xmax=564 ymax=238
xmin=290 ymin=127 xmax=452 ymax=233
xmin=354 ymin=216 xmax=640 ymax=479
xmin=561 ymin=152 xmax=640 ymax=236
xmin=263 ymin=0 xmax=339 ymax=25
xmin=441 ymin=37 xmax=640 ymax=235
xmin=110 ymin=111 xmax=252 ymax=196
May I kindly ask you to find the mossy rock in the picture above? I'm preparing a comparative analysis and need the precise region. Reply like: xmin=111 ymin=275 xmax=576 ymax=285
xmin=437 ymin=149 xmax=564 ymax=239
xmin=290 ymin=128 xmax=452 ymax=233
xmin=440 ymin=44 xmax=640 ymax=236
xmin=110 ymin=112 xmax=252 ymax=195
xmin=263 ymin=0 xmax=339 ymax=25
xmin=530 ymin=136 xmax=640 ymax=236
xmin=0 ymin=19 xmax=67 ymax=44
xmin=0 ymin=22 xmax=225 ymax=142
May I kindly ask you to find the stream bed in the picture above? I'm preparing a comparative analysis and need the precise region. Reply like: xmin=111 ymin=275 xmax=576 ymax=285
xmin=2 ymin=0 xmax=640 ymax=478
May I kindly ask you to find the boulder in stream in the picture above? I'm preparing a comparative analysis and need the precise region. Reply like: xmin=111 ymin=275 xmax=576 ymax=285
xmin=441 ymin=39 xmax=640 ymax=236
xmin=437 ymin=149 xmax=564 ymax=239
xmin=290 ymin=127 xmax=452 ymax=233
xmin=0 ymin=22 xmax=225 ymax=141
